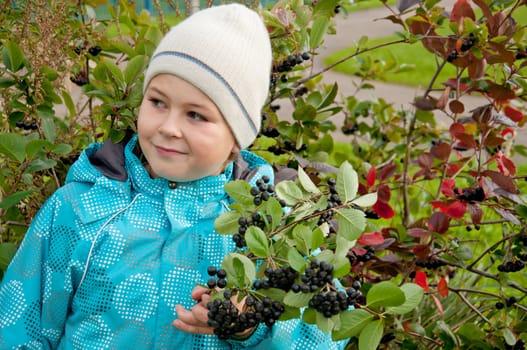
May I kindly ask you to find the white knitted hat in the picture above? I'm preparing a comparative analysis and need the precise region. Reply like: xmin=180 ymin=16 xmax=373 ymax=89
xmin=143 ymin=4 xmax=272 ymax=149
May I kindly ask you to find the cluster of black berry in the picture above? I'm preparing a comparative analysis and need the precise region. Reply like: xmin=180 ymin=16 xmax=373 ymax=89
xmin=504 ymin=339 xmax=525 ymax=350
xmin=267 ymin=141 xmax=307 ymax=156
xmin=308 ymin=280 xmax=362 ymax=318
xmin=415 ymin=258 xmax=447 ymax=270
xmin=234 ymin=213 xmax=267 ymax=248
xmin=318 ymin=178 xmax=342 ymax=225
xmin=206 ymin=266 xmax=227 ymax=289
xmin=251 ymin=176 xmax=275 ymax=206
xmin=253 ymin=266 xmax=299 ymax=291
xmin=15 ymin=120 xmax=38 ymax=130
xmin=347 ymin=247 xmax=375 ymax=265
xmin=454 ymin=186 xmax=485 ymax=203
xmin=497 ymin=260 xmax=525 ymax=273
xmin=70 ymin=70 xmax=88 ymax=86
xmin=206 ymin=294 xmax=285 ymax=339
xmin=517 ymin=234 xmax=527 ymax=246
xmin=275 ymin=52 xmax=311 ymax=74
xmin=495 ymin=296 xmax=517 ymax=310
xmin=291 ymin=260 xmax=334 ymax=293
xmin=73 ymin=45 xmax=102 ymax=56
xmin=446 ymin=34 xmax=476 ymax=63
xmin=261 ymin=126 xmax=280 ymax=138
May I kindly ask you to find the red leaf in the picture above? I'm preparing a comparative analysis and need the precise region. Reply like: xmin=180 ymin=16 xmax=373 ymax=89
xmin=450 ymin=0 xmax=476 ymax=23
xmin=446 ymin=200 xmax=467 ymax=218
xmin=366 ymin=166 xmax=376 ymax=187
xmin=357 ymin=232 xmax=385 ymax=246
xmin=376 ymin=184 xmax=391 ymax=202
xmin=412 ymin=245 xmax=431 ymax=260
xmin=415 ymin=270 xmax=429 ymax=291
xmin=504 ymin=106 xmax=523 ymax=122
xmin=431 ymin=142 xmax=451 ymax=161
xmin=407 ymin=228 xmax=431 ymax=238
xmin=438 ymin=277 xmax=449 ymax=297
xmin=431 ymin=294 xmax=444 ymax=317
xmin=377 ymin=163 xmax=397 ymax=182
xmin=373 ymin=200 xmax=395 ymax=219
xmin=467 ymin=203 xmax=483 ymax=225
xmin=431 ymin=200 xmax=449 ymax=210
xmin=441 ymin=179 xmax=456 ymax=198
xmin=446 ymin=163 xmax=461 ymax=175
xmin=443 ymin=78 xmax=471 ymax=92
xmin=449 ymin=123 xmax=466 ymax=137
xmin=351 ymin=247 xmax=367 ymax=256
xmin=428 ymin=212 xmax=450 ymax=234
xmin=483 ymin=170 xmax=518 ymax=193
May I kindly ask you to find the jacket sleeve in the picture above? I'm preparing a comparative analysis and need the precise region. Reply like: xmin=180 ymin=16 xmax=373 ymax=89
xmin=0 ymin=193 xmax=77 ymax=349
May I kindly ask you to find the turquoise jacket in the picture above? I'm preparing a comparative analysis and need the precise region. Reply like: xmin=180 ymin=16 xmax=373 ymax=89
xmin=0 ymin=135 xmax=347 ymax=349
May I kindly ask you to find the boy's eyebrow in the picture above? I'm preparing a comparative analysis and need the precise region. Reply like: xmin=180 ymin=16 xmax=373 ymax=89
xmin=148 ymin=85 xmax=215 ymax=112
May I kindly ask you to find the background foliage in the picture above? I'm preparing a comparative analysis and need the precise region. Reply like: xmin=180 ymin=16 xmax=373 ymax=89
xmin=1 ymin=0 xmax=526 ymax=349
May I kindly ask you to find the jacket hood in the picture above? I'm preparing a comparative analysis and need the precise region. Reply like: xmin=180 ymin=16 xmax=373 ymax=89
xmin=64 ymin=134 xmax=272 ymax=223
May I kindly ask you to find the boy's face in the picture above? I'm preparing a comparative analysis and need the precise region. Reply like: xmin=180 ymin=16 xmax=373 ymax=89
xmin=138 ymin=74 xmax=240 ymax=182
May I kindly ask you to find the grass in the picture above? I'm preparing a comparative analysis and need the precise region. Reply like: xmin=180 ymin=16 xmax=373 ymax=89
xmin=324 ymin=5 xmax=527 ymax=88
xmin=323 ymin=35 xmax=458 ymax=88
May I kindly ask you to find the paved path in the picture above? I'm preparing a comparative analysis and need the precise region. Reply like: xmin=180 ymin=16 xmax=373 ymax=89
xmin=279 ymin=0 xmax=526 ymax=157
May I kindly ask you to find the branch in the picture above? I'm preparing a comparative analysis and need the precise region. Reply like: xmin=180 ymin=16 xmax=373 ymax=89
xmin=453 ymin=290 xmax=494 ymax=329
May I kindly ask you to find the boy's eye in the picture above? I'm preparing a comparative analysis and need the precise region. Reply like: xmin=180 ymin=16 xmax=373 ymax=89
xmin=149 ymin=98 xmax=166 ymax=108
xmin=189 ymin=111 xmax=207 ymax=121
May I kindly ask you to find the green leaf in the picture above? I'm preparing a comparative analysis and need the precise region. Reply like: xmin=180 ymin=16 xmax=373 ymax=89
xmin=366 ymin=281 xmax=405 ymax=310
xmin=310 ymin=16 xmax=329 ymax=49
xmin=297 ymin=167 xmax=320 ymax=194
xmin=26 ymin=139 xmax=52 ymax=158
xmin=0 ymin=133 xmax=26 ymax=162
xmin=332 ymin=309 xmax=373 ymax=340
xmin=214 ymin=211 xmax=240 ymax=234
xmin=25 ymin=159 xmax=57 ymax=173
xmin=102 ymin=60 xmax=125 ymax=86
xmin=359 ymin=319 xmax=384 ymax=350
xmin=0 ymin=243 xmax=17 ymax=271
xmin=53 ymin=143 xmax=73 ymax=156
xmin=124 ymin=55 xmax=147 ymax=85
xmin=0 ymin=190 xmax=35 ymax=210
xmin=246 ymin=226 xmax=270 ymax=258
xmin=517 ymin=205 xmax=527 ymax=219
xmin=41 ymin=116 xmax=56 ymax=143
xmin=316 ymin=310 xmax=337 ymax=334
xmin=318 ymin=83 xmax=338 ymax=109
xmin=222 ymin=253 xmax=255 ymax=288
xmin=337 ymin=161 xmax=358 ymax=203
xmin=336 ymin=208 xmax=366 ymax=241
xmin=61 ymin=90 xmax=76 ymax=117
xmin=224 ymin=180 xmax=254 ymax=205
xmin=302 ymin=307 xmax=317 ymax=324
xmin=288 ymin=248 xmax=307 ymax=272
xmin=266 ymin=197 xmax=284 ymax=231
xmin=284 ymin=291 xmax=314 ymax=308
xmin=457 ymin=323 xmax=485 ymax=342
xmin=293 ymin=224 xmax=315 ymax=255
xmin=275 ymin=180 xmax=306 ymax=206
xmin=385 ymin=283 xmax=424 ymax=315
xmin=352 ymin=192 xmax=378 ymax=208
xmin=2 ymin=41 xmax=25 ymax=72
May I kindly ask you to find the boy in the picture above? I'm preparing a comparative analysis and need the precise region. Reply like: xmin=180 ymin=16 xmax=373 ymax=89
xmin=0 ymin=4 xmax=346 ymax=349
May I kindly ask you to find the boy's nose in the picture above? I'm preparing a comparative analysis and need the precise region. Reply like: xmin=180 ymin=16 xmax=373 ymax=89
xmin=158 ymin=114 xmax=184 ymax=138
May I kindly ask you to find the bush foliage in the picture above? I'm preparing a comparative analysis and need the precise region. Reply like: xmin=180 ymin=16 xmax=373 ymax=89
xmin=1 ymin=0 xmax=526 ymax=349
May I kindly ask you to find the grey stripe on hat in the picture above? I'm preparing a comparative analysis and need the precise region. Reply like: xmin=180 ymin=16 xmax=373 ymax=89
xmin=151 ymin=51 xmax=258 ymax=136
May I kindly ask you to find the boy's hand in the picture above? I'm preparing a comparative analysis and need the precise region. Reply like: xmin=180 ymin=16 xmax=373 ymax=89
xmin=173 ymin=286 xmax=255 ymax=338
xmin=173 ymin=286 xmax=213 ymax=334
